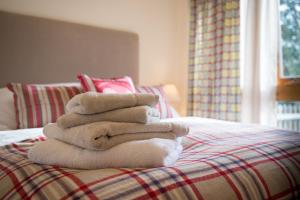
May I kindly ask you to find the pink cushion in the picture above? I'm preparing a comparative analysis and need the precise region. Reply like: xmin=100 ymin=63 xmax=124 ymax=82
xmin=78 ymin=74 xmax=135 ymax=93
xmin=135 ymin=86 xmax=175 ymax=119
xmin=7 ymin=83 xmax=82 ymax=129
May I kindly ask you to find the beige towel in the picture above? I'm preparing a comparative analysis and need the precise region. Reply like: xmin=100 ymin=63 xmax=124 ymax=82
xmin=44 ymin=122 xmax=189 ymax=150
xmin=66 ymin=92 xmax=159 ymax=114
xmin=28 ymin=138 xmax=183 ymax=169
xmin=57 ymin=106 xmax=160 ymax=128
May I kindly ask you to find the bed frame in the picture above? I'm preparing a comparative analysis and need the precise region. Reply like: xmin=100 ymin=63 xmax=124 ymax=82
xmin=0 ymin=11 xmax=139 ymax=87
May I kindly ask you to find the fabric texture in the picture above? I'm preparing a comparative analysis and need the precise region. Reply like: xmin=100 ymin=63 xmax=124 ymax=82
xmin=7 ymin=83 xmax=82 ymax=129
xmin=0 ymin=88 xmax=16 ymax=130
xmin=188 ymin=0 xmax=241 ymax=121
xmin=136 ymin=86 xmax=175 ymax=119
xmin=66 ymin=92 xmax=158 ymax=114
xmin=44 ymin=122 xmax=189 ymax=150
xmin=57 ymin=106 xmax=160 ymax=128
xmin=0 ymin=127 xmax=43 ymax=146
xmin=28 ymin=138 xmax=182 ymax=169
xmin=0 ymin=117 xmax=299 ymax=199
xmin=78 ymin=74 xmax=136 ymax=93
xmin=240 ymin=0 xmax=279 ymax=125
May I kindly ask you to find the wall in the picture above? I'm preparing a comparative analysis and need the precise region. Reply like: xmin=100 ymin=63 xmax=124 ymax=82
xmin=0 ymin=0 xmax=189 ymax=115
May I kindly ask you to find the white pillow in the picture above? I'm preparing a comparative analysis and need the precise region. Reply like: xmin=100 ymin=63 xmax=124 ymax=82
xmin=0 ymin=88 xmax=17 ymax=130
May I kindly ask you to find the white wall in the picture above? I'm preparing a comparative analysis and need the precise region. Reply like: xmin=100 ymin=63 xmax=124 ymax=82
xmin=0 ymin=0 xmax=189 ymax=115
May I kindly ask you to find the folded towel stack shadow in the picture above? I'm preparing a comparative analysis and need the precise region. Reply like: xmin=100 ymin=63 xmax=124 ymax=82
xmin=28 ymin=92 xmax=189 ymax=169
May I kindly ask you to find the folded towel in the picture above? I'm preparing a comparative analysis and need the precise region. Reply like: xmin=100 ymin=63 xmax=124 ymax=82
xmin=57 ymin=106 xmax=160 ymax=128
xmin=66 ymin=92 xmax=159 ymax=114
xmin=44 ymin=122 xmax=189 ymax=150
xmin=28 ymin=138 xmax=183 ymax=169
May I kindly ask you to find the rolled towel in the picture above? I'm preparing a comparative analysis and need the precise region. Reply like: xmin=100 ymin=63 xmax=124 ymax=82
xmin=57 ymin=106 xmax=160 ymax=128
xmin=28 ymin=138 xmax=183 ymax=169
xmin=44 ymin=122 xmax=189 ymax=150
xmin=66 ymin=92 xmax=159 ymax=114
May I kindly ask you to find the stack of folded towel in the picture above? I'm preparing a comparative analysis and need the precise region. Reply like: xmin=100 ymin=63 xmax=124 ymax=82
xmin=28 ymin=92 xmax=189 ymax=169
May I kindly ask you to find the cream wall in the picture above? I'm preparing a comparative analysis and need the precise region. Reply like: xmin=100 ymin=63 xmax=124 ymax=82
xmin=0 ymin=0 xmax=189 ymax=115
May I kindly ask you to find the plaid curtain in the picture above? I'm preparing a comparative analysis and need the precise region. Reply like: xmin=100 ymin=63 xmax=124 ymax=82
xmin=188 ymin=0 xmax=240 ymax=121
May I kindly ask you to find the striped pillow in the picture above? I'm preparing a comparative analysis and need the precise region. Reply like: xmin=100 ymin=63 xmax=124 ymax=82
xmin=136 ymin=86 xmax=175 ymax=119
xmin=7 ymin=83 xmax=82 ymax=129
xmin=78 ymin=74 xmax=136 ymax=93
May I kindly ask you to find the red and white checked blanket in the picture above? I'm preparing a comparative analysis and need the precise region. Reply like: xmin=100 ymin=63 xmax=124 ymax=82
xmin=0 ymin=117 xmax=299 ymax=200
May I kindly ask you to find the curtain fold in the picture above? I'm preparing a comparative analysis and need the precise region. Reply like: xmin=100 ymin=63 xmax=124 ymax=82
xmin=240 ymin=0 xmax=280 ymax=126
xmin=188 ymin=0 xmax=241 ymax=121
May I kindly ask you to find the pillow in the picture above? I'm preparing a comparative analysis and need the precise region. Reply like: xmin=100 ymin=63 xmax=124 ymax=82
xmin=7 ymin=83 xmax=82 ymax=129
xmin=135 ymin=85 xmax=177 ymax=119
xmin=78 ymin=74 xmax=136 ymax=93
xmin=0 ymin=88 xmax=17 ymax=130
xmin=169 ymin=107 xmax=180 ymax=118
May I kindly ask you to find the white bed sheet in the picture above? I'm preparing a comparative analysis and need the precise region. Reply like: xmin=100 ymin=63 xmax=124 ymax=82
xmin=0 ymin=128 xmax=43 ymax=146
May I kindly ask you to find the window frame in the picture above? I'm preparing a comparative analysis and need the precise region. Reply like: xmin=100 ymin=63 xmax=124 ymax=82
xmin=277 ymin=66 xmax=300 ymax=101
xmin=277 ymin=0 xmax=300 ymax=101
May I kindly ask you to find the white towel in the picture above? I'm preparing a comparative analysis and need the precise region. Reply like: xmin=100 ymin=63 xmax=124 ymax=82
xmin=66 ymin=92 xmax=159 ymax=114
xmin=28 ymin=138 xmax=183 ymax=169
xmin=44 ymin=122 xmax=188 ymax=150
xmin=57 ymin=106 xmax=160 ymax=129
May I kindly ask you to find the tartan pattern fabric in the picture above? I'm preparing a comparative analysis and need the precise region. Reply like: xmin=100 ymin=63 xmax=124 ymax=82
xmin=188 ymin=0 xmax=241 ymax=121
xmin=0 ymin=118 xmax=299 ymax=200
xmin=7 ymin=83 xmax=82 ymax=129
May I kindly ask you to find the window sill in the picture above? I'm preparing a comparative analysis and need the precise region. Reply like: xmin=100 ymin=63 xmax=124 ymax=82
xmin=276 ymin=84 xmax=300 ymax=101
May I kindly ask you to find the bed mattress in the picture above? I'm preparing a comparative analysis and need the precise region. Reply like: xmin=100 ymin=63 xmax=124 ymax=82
xmin=0 ymin=117 xmax=299 ymax=199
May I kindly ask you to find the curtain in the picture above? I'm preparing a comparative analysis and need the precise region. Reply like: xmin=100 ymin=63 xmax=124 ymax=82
xmin=240 ymin=0 xmax=280 ymax=126
xmin=188 ymin=0 xmax=241 ymax=121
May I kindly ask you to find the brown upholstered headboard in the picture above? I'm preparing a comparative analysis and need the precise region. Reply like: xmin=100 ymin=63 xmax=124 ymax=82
xmin=0 ymin=11 xmax=139 ymax=87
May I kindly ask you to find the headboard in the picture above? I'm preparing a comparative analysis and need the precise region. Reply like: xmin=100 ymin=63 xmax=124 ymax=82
xmin=0 ymin=11 xmax=139 ymax=87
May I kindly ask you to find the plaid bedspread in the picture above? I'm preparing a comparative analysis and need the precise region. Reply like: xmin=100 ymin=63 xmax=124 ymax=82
xmin=0 ymin=117 xmax=299 ymax=200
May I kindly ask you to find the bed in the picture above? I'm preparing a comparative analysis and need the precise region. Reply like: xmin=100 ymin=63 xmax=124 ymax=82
xmin=0 ymin=11 xmax=299 ymax=200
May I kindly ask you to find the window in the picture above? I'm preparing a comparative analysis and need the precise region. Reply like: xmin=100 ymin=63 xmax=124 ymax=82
xmin=277 ymin=0 xmax=300 ymax=132
xmin=279 ymin=0 xmax=300 ymax=78
xmin=277 ymin=0 xmax=300 ymax=101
